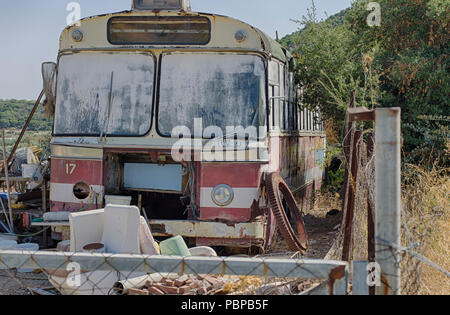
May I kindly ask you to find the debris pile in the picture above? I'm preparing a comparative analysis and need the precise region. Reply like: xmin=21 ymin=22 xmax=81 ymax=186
xmin=222 ymin=276 xmax=263 ymax=295
xmin=128 ymin=274 xmax=225 ymax=295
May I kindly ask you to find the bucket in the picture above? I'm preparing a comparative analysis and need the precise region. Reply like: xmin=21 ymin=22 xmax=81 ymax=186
xmin=159 ymin=236 xmax=191 ymax=257
xmin=105 ymin=195 xmax=132 ymax=206
xmin=83 ymin=243 xmax=106 ymax=254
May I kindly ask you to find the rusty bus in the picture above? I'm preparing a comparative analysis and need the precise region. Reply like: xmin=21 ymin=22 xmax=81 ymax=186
xmin=42 ymin=0 xmax=326 ymax=253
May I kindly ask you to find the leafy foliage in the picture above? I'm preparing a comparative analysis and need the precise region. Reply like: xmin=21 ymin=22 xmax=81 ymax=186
xmin=282 ymin=0 xmax=449 ymax=165
xmin=0 ymin=99 xmax=52 ymax=132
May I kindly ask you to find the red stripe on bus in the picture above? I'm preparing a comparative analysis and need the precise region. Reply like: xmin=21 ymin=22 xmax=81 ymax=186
xmin=200 ymin=163 xmax=261 ymax=188
xmin=200 ymin=207 xmax=251 ymax=223
xmin=51 ymin=159 xmax=103 ymax=185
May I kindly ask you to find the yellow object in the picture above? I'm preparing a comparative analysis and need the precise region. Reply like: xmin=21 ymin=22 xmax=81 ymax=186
xmin=30 ymin=146 xmax=42 ymax=162
xmin=154 ymin=241 xmax=160 ymax=254
xmin=222 ymin=276 xmax=263 ymax=295
xmin=12 ymin=202 xmax=26 ymax=210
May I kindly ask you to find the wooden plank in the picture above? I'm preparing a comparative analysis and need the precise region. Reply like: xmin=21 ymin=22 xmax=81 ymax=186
xmin=348 ymin=107 xmax=375 ymax=122
xmin=31 ymin=221 xmax=70 ymax=227
xmin=342 ymin=131 xmax=361 ymax=261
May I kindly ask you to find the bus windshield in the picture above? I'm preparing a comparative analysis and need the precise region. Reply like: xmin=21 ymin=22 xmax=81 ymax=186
xmin=157 ymin=53 xmax=266 ymax=137
xmin=54 ymin=52 xmax=155 ymax=136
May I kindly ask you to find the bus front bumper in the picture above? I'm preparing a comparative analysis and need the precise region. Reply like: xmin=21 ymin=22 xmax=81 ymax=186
xmin=149 ymin=219 xmax=266 ymax=248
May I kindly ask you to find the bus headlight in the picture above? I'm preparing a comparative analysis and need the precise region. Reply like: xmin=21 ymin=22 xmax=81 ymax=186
xmin=72 ymin=29 xmax=83 ymax=42
xmin=211 ymin=184 xmax=234 ymax=207
xmin=234 ymin=30 xmax=247 ymax=43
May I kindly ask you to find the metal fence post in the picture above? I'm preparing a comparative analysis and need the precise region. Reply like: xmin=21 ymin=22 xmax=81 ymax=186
xmin=352 ymin=261 xmax=369 ymax=295
xmin=375 ymin=108 xmax=402 ymax=295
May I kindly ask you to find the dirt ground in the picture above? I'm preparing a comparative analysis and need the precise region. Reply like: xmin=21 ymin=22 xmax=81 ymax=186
xmin=265 ymin=193 xmax=342 ymax=259
xmin=0 ymin=269 xmax=57 ymax=295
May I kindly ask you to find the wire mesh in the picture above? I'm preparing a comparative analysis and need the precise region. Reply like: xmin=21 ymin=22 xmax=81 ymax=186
xmin=0 ymin=250 xmax=347 ymax=296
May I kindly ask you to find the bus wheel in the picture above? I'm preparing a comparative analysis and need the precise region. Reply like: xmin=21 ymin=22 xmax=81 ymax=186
xmin=266 ymin=173 xmax=308 ymax=252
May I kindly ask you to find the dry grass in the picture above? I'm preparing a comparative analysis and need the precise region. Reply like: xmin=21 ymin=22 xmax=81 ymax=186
xmin=324 ymin=118 xmax=340 ymax=145
xmin=401 ymin=164 xmax=449 ymax=295
xmin=323 ymin=134 xmax=449 ymax=295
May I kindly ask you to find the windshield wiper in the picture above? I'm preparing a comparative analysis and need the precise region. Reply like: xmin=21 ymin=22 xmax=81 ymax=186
xmin=100 ymin=71 xmax=114 ymax=140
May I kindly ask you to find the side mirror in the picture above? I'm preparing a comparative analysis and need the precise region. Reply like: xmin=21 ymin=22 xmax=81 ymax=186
xmin=41 ymin=62 xmax=57 ymax=117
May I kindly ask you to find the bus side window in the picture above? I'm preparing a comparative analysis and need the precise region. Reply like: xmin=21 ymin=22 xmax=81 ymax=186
xmin=279 ymin=64 xmax=287 ymax=131
xmin=300 ymin=108 xmax=304 ymax=131
xmin=275 ymin=85 xmax=282 ymax=130
xmin=270 ymin=85 xmax=277 ymax=129
xmin=307 ymin=108 xmax=311 ymax=131
xmin=292 ymin=75 xmax=299 ymax=131
xmin=269 ymin=60 xmax=281 ymax=131
xmin=309 ymin=110 xmax=313 ymax=131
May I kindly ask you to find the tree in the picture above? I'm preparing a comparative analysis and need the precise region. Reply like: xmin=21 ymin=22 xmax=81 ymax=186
xmin=283 ymin=0 xmax=449 ymax=165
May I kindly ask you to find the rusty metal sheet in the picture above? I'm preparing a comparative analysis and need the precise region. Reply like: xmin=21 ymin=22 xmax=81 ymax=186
xmin=148 ymin=219 xmax=265 ymax=240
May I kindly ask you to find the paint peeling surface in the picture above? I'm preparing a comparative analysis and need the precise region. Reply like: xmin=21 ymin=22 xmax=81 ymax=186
xmin=149 ymin=220 xmax=265 ymax=239
xmin=158 ymin=53 xmax=266 ymax=137
xmin=54 ymin=52 xmax=155 ymax=136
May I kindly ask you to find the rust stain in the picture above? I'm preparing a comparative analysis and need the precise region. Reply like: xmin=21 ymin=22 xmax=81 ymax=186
xmin=388 ymin=108 xmax=401 ymax=115
xmin=239 ymin=227 xmax=247 ymax=238
xmin=381 ymin=274 xmax=390 ymax=295
xmin=222 ymin=261 xmax=227 ymax=276
xmin=328 ymin=266 xmax=346 ymax=295
xmin=263 ymin=263 xmax=269 ymax=277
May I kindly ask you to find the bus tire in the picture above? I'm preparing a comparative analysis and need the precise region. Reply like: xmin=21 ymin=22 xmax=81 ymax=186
xmin=266 ymin=172 xmax=308 ymax=252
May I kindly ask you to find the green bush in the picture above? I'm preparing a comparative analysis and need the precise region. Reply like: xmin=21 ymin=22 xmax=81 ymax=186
xmin=0 ymin=99 xmax=52 ymax=132
xmin=282 ymin=0 xmax=449 ymax=166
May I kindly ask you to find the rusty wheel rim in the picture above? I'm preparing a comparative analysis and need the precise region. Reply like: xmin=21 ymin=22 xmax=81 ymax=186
xmin=266 ymin=172 xmax=308 ymax=251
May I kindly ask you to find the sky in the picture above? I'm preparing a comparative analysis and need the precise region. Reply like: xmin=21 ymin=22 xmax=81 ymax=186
xmin=0 ymin=0 xmax=352 ymax=100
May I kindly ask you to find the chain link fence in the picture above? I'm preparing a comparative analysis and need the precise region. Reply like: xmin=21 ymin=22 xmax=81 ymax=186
xmin=325 ymin=111 xmax=449 ymax=295
xmin=0 ymin=250 xmax=348 ymax=296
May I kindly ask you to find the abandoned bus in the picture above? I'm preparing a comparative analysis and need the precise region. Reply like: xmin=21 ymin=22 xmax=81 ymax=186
xmin=43 ymin=0 xmax=326 ymax=252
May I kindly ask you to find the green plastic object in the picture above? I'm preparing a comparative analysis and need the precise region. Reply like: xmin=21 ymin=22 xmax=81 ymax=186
xmin=32 ymin=218 xmax=44 ymax=223
xmin=159 ymin=235 xmax=191 ymax=257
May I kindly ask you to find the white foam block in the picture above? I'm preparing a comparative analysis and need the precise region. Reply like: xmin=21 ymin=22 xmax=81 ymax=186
xmin=101 ymin=205 xmax=141 ymax=254
xmin=69 ymin=209 xmax=105 ymax=252
xmin=139 ymin=216 xmax=160 ymax=256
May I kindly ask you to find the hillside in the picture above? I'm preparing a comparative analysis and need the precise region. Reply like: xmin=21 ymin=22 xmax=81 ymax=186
xmin=0 ymin=99 xmax=52 ymax=132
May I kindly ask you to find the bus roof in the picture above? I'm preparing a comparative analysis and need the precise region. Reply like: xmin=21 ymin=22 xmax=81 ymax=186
xmin=60 ymin=10 xmax=291 ymax=63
